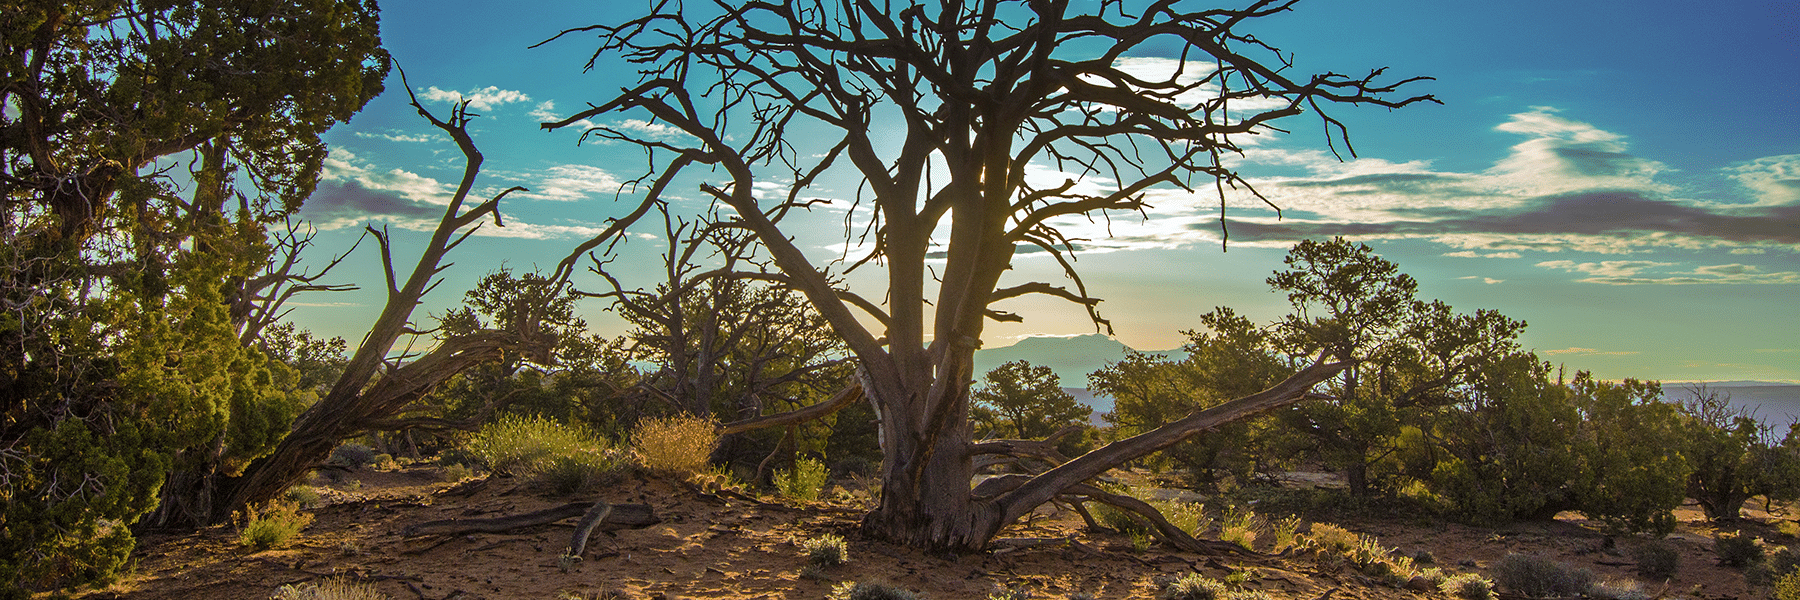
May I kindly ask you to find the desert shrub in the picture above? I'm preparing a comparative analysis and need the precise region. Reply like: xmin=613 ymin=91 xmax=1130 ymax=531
xmin=802 ymin=534 xmax=850 ymax=567
xmin=1156 ymin=500 xmax=1211 ymax=536
xmin=1749 ymin=545 xmax=1800 ymax=587
xmin=1267 ymin=516 xmax=1302 ymax=553
xmin=985 ymin=585 xmax=1029 ymax=600
xmin=1218 ymin=508 xmax=1261 ymax=551
xmin=467 ymin=414 xmax=604 ymax=475
xmin=439 ymin=463 xmax=477 ymax=483
xmin=1778 ymin=570 xmax=1800 ymax=600
xmin=631 ymin=414 xmax=719 ymax=477
xmin=283 ymin=485 xmax=322 ymax=508
xmin=828 ymin=580 xmax=923 ymax=600
xmin=1439 ymin=573 xmax=1494 ymax=600
xmin=1157 ymin=573 xmax=1268 ymax=600
xmin=329 ymin=443 xmax=377 ymax=469
xmin=1490 ymin=553 xmax=1594 ymax=598
xmin=1716 ymin=532 xmax=1763 ymax=568
xmin=370 ymin=453 xmax=398 ymax=471
xmin=538 ymin=450 xmax=626 ymax=495
xmin=1303 ymin=523 xmax=1361 ymax=554
xmin=777 ymin=456 xmax=830 ymax=502
xmin=1631 ymin=541 xmax=1679 ymax=578
xmin=1298 ymin=523 xmax=1419 ymax=585
xmin=1586 ymin=578 xmax=1648 ymax=600
xmin=1130 ymin=530 xmax=1154 ymax=553
xmin=236 ymin=499 xmax=314 ymax=551
xmin=271 ymin=577 xmax=390 ymax=600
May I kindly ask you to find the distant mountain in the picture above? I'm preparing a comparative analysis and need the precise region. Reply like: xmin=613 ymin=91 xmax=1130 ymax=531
xmin=973 ymin=334 xmax=1181 ymax=422
xmin=1663 ymin=382 xmax=1800 ymax=430
xmin=973 ymin=333 xmax=1182 ymax=387
xmin=1062 ymin=387 xmax=1111 ymax=426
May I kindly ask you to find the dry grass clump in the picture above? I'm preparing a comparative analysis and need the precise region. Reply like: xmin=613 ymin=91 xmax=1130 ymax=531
xmin=466 ymin=414 xmax=624 ymax=493
xmin=1157 ymin=573 xmax=1268 ymax=600
xmin=1439 ymin=572 xmax=1494 ymax=600
xmin=802 ymin=533 xmax=850 ymax=567
xmin=270 ymin=577 xmax=389 ymax=600
xmin=828 ymin=580 xmax=924 ymax=600
xmin=235 ymin=498 xmax=313 ymax=551
xmin=630 ymin=413 xmax=719 ymax=477
xmin=1490 ymin=553 xmax=1594 ymax=598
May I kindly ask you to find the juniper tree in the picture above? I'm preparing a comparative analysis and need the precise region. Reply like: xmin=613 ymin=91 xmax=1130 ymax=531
xmin=545 ymin=0 xmax=1435 ymax=550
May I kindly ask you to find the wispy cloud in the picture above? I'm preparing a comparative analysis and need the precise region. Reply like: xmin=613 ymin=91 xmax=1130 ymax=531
xmin=418 ymin=86 xmax=532 ymax=111
xmin=1193 ymin=108 xmax=1798 ymax=258
xmin=1456 ymin=276 xmax=1505 ymax=284
xmin=1544 ymin=347 xmax=1641 ymax=356
xmin=353 ymin=129 xmax=436 ymax=143
xmin=302 ymin=149 xmax=614 ymax=240
xmin=515 ymin=164 xmax=625 ymax=202
xmin=1536 ymin=260 xmax=1800 ymax=285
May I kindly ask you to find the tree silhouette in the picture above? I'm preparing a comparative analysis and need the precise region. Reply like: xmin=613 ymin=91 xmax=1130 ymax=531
xmin=545 ymin=0 xmax=1434 ymax=550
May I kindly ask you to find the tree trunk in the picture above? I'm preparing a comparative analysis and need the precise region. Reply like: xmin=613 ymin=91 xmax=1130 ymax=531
xmin=860 ymin=366 xmax=998 ymax=551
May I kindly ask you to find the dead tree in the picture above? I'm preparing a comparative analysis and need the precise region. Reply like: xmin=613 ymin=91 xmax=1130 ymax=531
xmin=147 ymin=77 xmax=649 ymax=527
xmin=542 ymin=0 xmax=1433 ymax=551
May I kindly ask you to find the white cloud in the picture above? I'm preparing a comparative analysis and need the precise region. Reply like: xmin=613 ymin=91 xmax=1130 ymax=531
xmin=518 ymin=164 xmax=625 ymax=202
xmin=1456 ymin=276 xmax=1506 ymax=284
xmin=417 ymin=86 xmax=532 ymax=111
xmin=1726 ymin=154 xmax=1800 ymax=207
xmin=1536 ymin=260 xmax=1800 ymax=285
xmin=320 ymin=148 xmax=451 ymax=206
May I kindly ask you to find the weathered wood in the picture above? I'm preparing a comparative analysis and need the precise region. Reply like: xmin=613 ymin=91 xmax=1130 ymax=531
xmin=402 ymin=501 xmax=656 ymax=537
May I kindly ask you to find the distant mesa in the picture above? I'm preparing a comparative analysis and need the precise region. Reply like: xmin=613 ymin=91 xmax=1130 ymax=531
xmin=971 ymin=335 xmax=1800 ymax=431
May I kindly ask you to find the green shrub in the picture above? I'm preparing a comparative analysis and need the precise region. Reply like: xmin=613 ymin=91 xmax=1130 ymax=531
xmin=283 ymin=485 xmax=322 ymax=509
xmin=630 ymin=414 xmax=718 ymax=477
xmin=1716 ymin=532 xmax=1763 ymax=568
xmin=370 ymin=453 xmax=398 ymax=471
xmin=236 ymin=499 xmax=314 ymax=551
xmin=1777 ymin=570 xmax=1800 ymax=600
xmin=329 ymin=443 xmax=377 ymax=469
xmin=802 ymin=533 xmax=850 ymax=567
xmin=828 ymin=581 xmax=923 ymax=600
xmin=1268 ymin=516 xmax=1302 ymax=553
xmin=1218 ymin=508 xmax=1261 ymax=551
xmin=467 ymin=414 xmax=605 ymax=476
xmin=1631 ymin=541 xmax=1679 ymax=578
xmin=439 ymin=463 xmax=477 ymax=483
xmin=1490 ymin=553 xmax=1594 ymax=598
xmin=1156 ymin=501 xmax=1211 ymax=537
xmin=777 ymin=457 xmax=830 ymax=502
xmin=270 ymin=577 xmax=390 ymax=600
xmin=538 ymin=450 xmax=626 ymax=495
xmin=1439 ymin=573 xmax=1493 ymax=600
xmin=1749 ymin=545 xmax=1800 ymax=587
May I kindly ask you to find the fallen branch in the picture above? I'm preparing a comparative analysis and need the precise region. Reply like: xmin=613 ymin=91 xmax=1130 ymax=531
xmin=1065 ymin=483 xmax=1248 ymax=556
xmin=402 ymin=500 xmax=656 ymax=537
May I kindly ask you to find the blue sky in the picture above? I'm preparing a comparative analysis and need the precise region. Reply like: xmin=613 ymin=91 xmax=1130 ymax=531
xmin=286 ymin=0 xmax=1800 ymax=384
